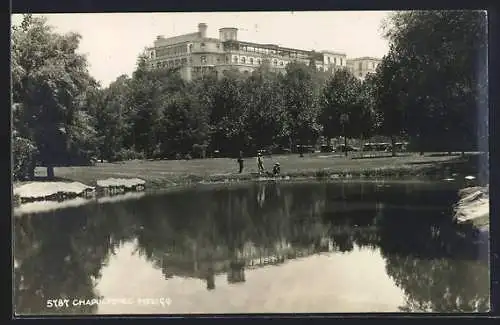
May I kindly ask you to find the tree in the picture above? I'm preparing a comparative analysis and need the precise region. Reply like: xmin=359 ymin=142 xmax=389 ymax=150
xmin=96 ymin=75 xmax=133 ymax=161
xmin=319 ymin=69 xmax=363 ymax=156
xmin=126 ymin=55 xmax=165 ymax=158
xmin=157 ymin=88 xmax=210 ymax=158
xmin=243 ymin=71 xmax=288 ymax=153
xmin=208 ymin=76 xmax=248 ymax=156
xmin=358 ymin=73 xmax=378 ymax=141
xmin=371 ymin=51 xmax=406 ymax=156
xmin=382 ymin=10 xmax=488 ymax=153
xmin=281 ymin=63 xmax=323 ymax=151
xmin=11 ymin=15 xmax=99 ymax=178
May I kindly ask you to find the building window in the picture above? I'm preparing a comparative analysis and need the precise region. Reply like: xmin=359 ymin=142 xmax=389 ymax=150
xmin=233 ymin=56 xmax=238 ymax=63
xmin=333 ymin=57 xmax=337 ymax=65
xmin=188 ymin=44 xmax=193 ymax=52
xmin=201 ymin=56 xmax=207 ymax=64
xmin=280 ymin=61 xmax=284 ymax=66
xmin=340 ymin=58 xmax=343 ymax=66
xmin=358 ymin=62 xmax=363 ymax=70
xmin=257 ymin=59 xmax=261 ymax=65
xmin=201 ymin=42 xmax=205 ymax=47
xmin=250 ymin=58 xmax=254 ymax=64
xmin=241 ymin=57 xmax=246 ymax=64
xmin=216 ymin=57 xmax=221 ymax=63
xmin=226 ymin=56 xmax=230 ymax=63
xmin=216 ymin=44 xmax=220 ymax=49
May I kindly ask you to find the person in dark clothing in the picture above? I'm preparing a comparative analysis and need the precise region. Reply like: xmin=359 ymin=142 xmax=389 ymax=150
xmin=237 ymin=151 xmax=244 ymax=173
xmin=257 ymin=152 xmax=265 ymax=173
xmin=272 ymin=162 xmax=281 ymax=176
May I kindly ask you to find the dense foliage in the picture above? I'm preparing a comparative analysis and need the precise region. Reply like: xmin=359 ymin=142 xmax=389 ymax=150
xmin=374 ymin=10 xmax=488 ymax=153
xmin=12 ymin=15 xmax=100 ymax=179
xmin=11 ymin=11 xmax=488 ymax=180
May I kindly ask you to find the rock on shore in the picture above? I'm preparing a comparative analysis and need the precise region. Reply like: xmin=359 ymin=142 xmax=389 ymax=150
xmin=13 ymin=181 xmax=95 ymax=202
xmin=454 ymin=186 xmax=489 ymax=229
xmin=96 ymin=178 xmax=146 ymax=190
xmin=13 ymin=178 xmax=147 ymax=205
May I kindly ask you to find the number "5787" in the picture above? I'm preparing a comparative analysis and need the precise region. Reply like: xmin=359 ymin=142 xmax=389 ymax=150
xmin=46 ymin=299 xmax=70 ymax=308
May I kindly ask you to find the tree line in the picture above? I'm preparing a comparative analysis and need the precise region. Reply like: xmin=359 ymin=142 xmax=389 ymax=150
xmin=11 ymin=11 xmax=488 ymax=180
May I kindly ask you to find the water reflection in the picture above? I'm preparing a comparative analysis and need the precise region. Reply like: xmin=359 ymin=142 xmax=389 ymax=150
xmin=13 ymin=181 xmax=489 ymax=314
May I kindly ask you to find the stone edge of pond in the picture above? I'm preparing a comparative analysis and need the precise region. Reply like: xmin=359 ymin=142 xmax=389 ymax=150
xmin=12 ymin=178 xmax=147 ymax=207
xmin=453 ymin=185 xmax=489 ymax=232
xmin=11 ymin=160 xmax=464 ymax=208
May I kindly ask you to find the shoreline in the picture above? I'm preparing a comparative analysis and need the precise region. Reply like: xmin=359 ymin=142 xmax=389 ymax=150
xmin=143 ymin=162 xmax=462 ymax=191
xmin=12 ymin=155 xmax=477 ymax=205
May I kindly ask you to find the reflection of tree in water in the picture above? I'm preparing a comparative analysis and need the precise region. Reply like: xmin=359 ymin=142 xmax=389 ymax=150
xmin=385 ymin=255 xmax=489 ymax=312
xmin=15 ymin=181 xmax=489 ymax=313
xmin=13 ymin=202 xmax=135 ymax=315
xmin=131 ymin=182 xmax=386 ymax=290
xmin=376 ymin=200 xmax=490 ymax=312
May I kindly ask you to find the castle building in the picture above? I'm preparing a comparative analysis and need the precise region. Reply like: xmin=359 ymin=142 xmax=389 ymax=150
xmin=346 ymin=57 xmax=382 ymax=81
xmin=144 ymin=23 xmax=374 ymax=81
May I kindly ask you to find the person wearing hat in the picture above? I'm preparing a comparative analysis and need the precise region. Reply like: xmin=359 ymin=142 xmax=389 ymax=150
xmin=257 ymin=152 xmax=265 ymax=173
xmin=272 ymin=162 xmax=281 ymax=176
xmin=237 ymin=151 xmax=244 ymax=173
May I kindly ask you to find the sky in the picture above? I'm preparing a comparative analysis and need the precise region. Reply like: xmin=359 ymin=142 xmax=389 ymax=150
xmin=11 ymin=11 xmax=392 ymax=88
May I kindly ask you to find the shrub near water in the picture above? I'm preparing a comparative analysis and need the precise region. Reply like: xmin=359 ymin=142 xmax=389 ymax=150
xmin=12 ymin=136 xmax=38 ymax=181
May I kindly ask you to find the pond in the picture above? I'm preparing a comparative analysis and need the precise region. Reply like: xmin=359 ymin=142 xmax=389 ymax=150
xmin=13 ymin=180 xmax=490 ymax=315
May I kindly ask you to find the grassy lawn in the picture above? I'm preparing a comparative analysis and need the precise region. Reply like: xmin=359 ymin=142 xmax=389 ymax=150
xmin=41 ymin=152 xmax=469 ymax=189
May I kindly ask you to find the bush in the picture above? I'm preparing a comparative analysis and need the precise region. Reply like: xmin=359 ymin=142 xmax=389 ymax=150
xmin=192 ymin=144 xmax=208 ymax=159
xmin=152 ymin=144 xmax=164 ymax=160
xmin=12 ymin=136 xmax=38 ymax=181
xmin=112 ymin=148 xmax=145 ymax=162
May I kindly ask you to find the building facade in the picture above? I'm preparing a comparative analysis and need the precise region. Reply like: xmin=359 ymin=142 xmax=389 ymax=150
xmin=144 ymin=23 xmax=373 ymax=81
xmin=346 ymin=57 xmax=382 ymax=81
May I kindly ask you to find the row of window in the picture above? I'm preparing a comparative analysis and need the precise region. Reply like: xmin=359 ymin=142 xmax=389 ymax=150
xmin=155 ymin=58 xmax=188 ymax=68
xmin=239 ymin=46 xmax=310 ymax=59
xmin=188 ymin=43 xmax=221 ymax=52
xmin=155 ymin=42 xmax=224 ymax=58
xmin=156 ymin=45 xmax=189 ymax=58
xmin=357 ymin=61 xmax=379 ymax=70
xmin=230 ymin=56 xmax=290 ymax=67
xmin=199 ymin=55 xmax=221 ymax=64
xmin=222 ymin=43 xmax=310 ymax=60
xmin=326 ymin=56 xmax=345 ymax=66
xmin=154 ymin=55 xmax=350 ymax=69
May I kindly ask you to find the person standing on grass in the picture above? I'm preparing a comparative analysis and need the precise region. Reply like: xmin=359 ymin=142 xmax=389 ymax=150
xmin=257 ymin=152 xmax=265 ymax=174
xmin=237 ymin=151 xmax=244 ymax=173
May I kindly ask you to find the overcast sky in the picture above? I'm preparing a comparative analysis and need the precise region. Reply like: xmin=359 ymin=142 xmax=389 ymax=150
xmin=12 ymin=11 xmax=392 ymax=87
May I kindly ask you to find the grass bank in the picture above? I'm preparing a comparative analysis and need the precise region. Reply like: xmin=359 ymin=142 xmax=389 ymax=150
xmin=33 ymin=153 xmax=480 ymax=191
